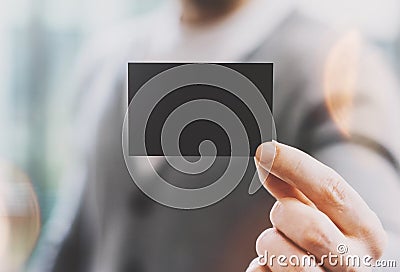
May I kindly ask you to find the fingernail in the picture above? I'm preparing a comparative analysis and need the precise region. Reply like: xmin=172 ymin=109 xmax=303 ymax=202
xmin=255 ymin=141 xmax=276 ymax=170
xmin=254 ymin=157 xmax=268 ymax=183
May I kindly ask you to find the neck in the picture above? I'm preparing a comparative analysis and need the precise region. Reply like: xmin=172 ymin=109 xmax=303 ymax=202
xmin=180 ymin=0 xmax=249 ymax=27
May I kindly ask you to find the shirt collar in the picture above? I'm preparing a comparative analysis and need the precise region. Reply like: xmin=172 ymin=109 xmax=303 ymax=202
xmin=147 ymin=0 xmax=295 ymax=62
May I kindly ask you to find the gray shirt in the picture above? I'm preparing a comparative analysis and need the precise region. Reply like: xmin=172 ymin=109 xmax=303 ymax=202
xmin=33 ymin=11 xmax=400 ymax=272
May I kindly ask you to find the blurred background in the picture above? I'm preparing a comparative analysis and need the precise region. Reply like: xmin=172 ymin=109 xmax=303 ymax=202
xmin=0 ymin=0 xmax=400 ymax=270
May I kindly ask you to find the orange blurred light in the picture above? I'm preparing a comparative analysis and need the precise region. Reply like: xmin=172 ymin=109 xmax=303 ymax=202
xmin=324 ymin=30 xmax=362 ymax=137
xmin=0 ymin=160 xmax=41 ymax=272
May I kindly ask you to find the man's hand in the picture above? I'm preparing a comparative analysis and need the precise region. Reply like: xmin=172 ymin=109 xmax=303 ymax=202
xmin=246 ymin=141 xmax=387 ymax=272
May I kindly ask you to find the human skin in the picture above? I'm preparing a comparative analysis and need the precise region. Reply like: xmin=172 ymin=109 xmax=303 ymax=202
xmin=180 ymin=0 xmax=248 ymax=25
xmin=247 ymin=141 xmax=387 ymax=271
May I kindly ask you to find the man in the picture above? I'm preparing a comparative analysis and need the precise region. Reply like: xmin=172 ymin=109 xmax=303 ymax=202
xmin=33 ymin=0 xmax=400 ymax=271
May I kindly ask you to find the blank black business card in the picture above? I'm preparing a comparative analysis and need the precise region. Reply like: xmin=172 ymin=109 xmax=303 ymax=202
xmin=128 ymin=63 xmax=273 ymax=156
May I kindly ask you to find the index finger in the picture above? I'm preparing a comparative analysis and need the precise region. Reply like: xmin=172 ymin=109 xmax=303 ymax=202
xmin=255 ymin=141 xmax=385 ymax=244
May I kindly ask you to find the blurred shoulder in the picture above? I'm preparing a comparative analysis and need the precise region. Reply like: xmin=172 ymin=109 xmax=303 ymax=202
xmin=70 ymin=5 xmax=174 ymax=131
xmin=76 ymin=8 xmax=167 ymax=75
xmin=263 ymin=11 xmax=339 ymax=64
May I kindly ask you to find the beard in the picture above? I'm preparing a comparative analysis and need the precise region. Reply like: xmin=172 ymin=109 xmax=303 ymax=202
xmin=183 ymin=0 xmax=242 ymax=17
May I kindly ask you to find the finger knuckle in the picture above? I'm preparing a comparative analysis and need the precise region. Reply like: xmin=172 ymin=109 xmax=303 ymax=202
xmin=293 ymin=157 xmax=305 ymax=174
xmin=374 ymin=232 xmax=388 ymax=258
xmin=320 ymin=173 xmax=347 ymax=210
xmin=368 ymin=231 xmax=387 ymax=259
xmin=301 ymin=219 xmax=332 ymax=252
xmin=358 ymin=214 xmax=387 ymax=259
